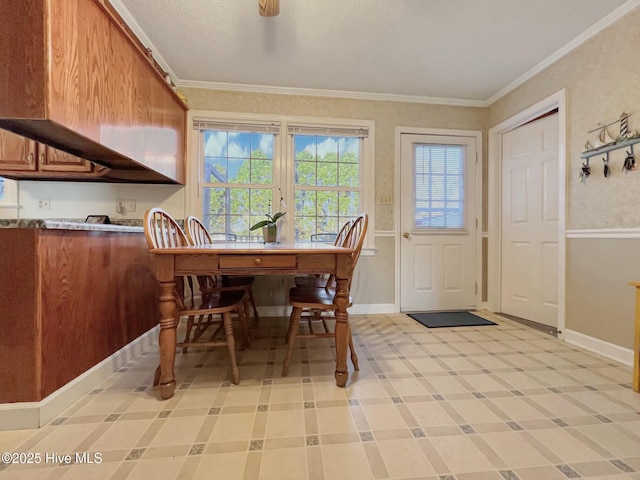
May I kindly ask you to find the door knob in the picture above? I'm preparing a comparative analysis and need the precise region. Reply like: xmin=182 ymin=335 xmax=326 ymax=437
xmin=403 ymin=232 xmax=411 ymax=239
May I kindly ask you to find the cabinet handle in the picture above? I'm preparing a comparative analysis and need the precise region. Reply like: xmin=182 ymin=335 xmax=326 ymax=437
xmin=254 ymin=258 xmax=262 ymax=265
xmin=39 ymin=153 xmax=45 ymax=162
xmin=28 ymin=153 xmax=33 ymax=163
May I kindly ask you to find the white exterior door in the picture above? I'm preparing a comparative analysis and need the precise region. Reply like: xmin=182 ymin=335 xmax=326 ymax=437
xmin=501 ymin=113 xmax=559 ymax=327
xmin=400 ymin=133 xmax=478 ymax=312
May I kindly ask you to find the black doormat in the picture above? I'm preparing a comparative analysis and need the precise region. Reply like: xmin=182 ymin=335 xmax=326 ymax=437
xmin=407 ymin=311 xmax=497 ymax=328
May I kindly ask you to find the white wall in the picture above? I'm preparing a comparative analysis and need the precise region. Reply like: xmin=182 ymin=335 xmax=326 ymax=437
xmin=2 ymin=181 xmax=185 ymax=220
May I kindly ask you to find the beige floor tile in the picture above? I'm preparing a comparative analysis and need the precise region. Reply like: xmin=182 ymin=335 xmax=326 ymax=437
xmin=125 ymin=456 xmax=186 ymax=479
xmin=149 ymin=415 xmax=205 ymax=447
xmin=376 ymin=438 xmax=436 ymax=478
xmin=423 ymin=375 xmax=469 ymax=394
xmin=223 ymin=386 xmax=263 ymax=406
xmin=2 ymin=313 xmax=639 ymax=480
xmin=487 ymin=396 xmax=547 ymax=421
xmin=428 ymin=435 xmax=495 ymax=474
xmin=89 ymin=419 xmax=154 ymax=451
xmin=320 ymin=442 xmax=374 ymax=480
xmin=385 ymin=377 xmax=430 ymax=397
xmin=26 ymin=424 xmax=100 ymax=454
xmin=360 ymin=404 xmax=409 ymax=432
xmin=345 ymin=379 xmax=388 ymax=399
xmin=311 ymin=383 xmax=349 ymax=402
xmin=315 ymin=407 xmax=359 ymax=435
xmin=208 ymin=412 xmax=256 ymax=443
xmin=0 ymin=429 xmax=37 ymax=452
xmin=529 ymin=427 xmax=611 ymax=463
xmin=269 ymin=384 xmax=304 ymax=404
xmin=527 ymin=393 xmax=593 ymax=418
xmin=448 ymin=399 xmax=504 ymax=424
xmin=265 ymin=409 xmax=306 ymax=438
xmin=479 ymin=431 xmax=553 ymax=468
xmin=461 ymin=374 xmax=510 ymax=393
xmin=405 ymin=402 xmax=458 ymax=427
xmin=259 ymin=447 xmax=308 ymax=479
xmin=574 ymin=423 xmax=640 ymax=458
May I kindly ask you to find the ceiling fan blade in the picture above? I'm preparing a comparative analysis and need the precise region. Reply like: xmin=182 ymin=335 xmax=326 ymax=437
xmin=259 ymin=0 xmax=279 ymax=17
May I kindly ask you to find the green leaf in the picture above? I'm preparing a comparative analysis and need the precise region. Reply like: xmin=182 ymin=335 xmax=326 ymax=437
xmin=249 ymin=219 xmax=272 ymax=231
xmin=272 ymin=211 xmax=286 ymax=222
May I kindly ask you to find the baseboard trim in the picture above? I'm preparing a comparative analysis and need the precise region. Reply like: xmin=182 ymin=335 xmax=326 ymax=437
xmin=0 ymin=326 xmax=159 ymax=431
xmin=564 ymin=329 xmax=633 ymax=367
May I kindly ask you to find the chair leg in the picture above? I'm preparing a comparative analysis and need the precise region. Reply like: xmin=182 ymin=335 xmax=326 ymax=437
xmin=247 ymin=286 xmax=260 ymax=322
xmin=183 ymin=315 xmax=195 ymax=353
xmin=237 ymin=301 xmax=252 ymax=349
xmin=153 ymin=364 xmax=161 ymax=386
xmin=222 ymin=311 xmax=240 ymax=385
xmin=348 ymin=325 xmax=359 ymax=371
xmin=283 ymin=306 xmax=302 ymax=376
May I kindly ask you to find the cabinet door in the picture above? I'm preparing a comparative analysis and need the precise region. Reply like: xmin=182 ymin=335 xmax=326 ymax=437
xmin=0 ymin=129 xmax=37 ymax=171
xmin=38 ymin=144 xmax=94 ymax=173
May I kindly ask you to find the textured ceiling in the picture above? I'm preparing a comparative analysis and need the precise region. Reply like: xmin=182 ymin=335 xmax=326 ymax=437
xmin=113 ymin=0 xmax=634 ymax=104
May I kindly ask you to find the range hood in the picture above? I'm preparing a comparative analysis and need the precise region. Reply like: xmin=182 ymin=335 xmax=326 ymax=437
xmin=0 ymin=0 xmax=187 ymax=185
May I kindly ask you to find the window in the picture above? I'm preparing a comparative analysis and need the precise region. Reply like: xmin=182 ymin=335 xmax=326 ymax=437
xmin=0 ymin=176 xmax=18 ymax=206
xmin=198 ymin=122 xmax=279 ymax=241
xmin=190 ymin=113 xmax=374 ymax=249
xmin=414 ymin=144 xmax=465 ymax=229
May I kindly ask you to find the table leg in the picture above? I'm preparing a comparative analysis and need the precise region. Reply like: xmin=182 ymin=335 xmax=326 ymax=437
xmin=157 ymin=280 xmax=178 ymax=399
xmin=333 ymin=276 xmax=350 ymax=387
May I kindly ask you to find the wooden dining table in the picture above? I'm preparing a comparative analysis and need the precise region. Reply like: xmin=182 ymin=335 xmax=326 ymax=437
xmin=149 ymin=241 xmax=356 ymax=399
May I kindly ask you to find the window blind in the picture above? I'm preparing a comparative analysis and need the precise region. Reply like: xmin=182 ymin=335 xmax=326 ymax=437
xmin=193 ymin=119 xmax=280 ymax=134
xmin=287 ymin=125 xmax=368 ymax=138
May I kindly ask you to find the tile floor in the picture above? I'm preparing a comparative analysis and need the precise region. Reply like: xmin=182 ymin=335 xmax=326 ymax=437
xmin=1 ymin=312 xmax=640 ymax=480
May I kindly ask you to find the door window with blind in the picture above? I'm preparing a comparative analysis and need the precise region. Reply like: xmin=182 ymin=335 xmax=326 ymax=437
xmin=191 ymin=115 xmax=374 ymax=247
xmin=414 ymin=144 xmax=466 ymax=230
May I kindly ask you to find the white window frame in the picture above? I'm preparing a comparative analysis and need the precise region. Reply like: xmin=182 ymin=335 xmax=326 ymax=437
xmin=186 ymin=110 xmax=375 ymax=253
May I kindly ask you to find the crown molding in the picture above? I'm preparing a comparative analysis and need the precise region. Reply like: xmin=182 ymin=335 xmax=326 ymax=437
xmin=107 ymin=0 xmax=179 ymax=82
xmin=485 ymin=0 xmax=640 ymax=106
xmin=109 ymin=0 xmax=640 ymax=109
xmin=175 ymin=79 xmax=487 ymax=107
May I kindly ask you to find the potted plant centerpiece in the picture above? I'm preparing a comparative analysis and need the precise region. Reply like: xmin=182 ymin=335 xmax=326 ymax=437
xmin=250 ymin=211 xmax=286 ymax=243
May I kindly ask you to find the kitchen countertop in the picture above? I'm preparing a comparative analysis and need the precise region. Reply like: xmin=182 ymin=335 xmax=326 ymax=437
xmin=0 ymin=219 xmax=144 ymax=233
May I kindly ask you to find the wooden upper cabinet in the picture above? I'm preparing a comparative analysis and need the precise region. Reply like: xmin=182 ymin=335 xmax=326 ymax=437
xmin=38 ymin=144 xmax=94 ymax=173
xmin=0 ymin=130 xmax=36 ymax=172
xmin=0 ymin=128 xmax=100 ymax=177
xmin=0 ymin=0 xmax=187 ymax=184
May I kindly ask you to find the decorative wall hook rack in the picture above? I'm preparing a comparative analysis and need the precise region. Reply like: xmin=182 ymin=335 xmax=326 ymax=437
xmin=581 ymin=112 xmax=640 ymax=160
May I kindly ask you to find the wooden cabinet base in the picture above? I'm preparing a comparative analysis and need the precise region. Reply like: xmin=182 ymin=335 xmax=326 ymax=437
xmin=0 ymin=229 xmax=159 ymax=403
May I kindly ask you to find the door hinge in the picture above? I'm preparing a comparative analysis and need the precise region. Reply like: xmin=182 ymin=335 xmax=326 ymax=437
xmin=475 ymin=282 xmax=478 ymax=294
xmin=475 ymin=218 xmax=478 ymax=229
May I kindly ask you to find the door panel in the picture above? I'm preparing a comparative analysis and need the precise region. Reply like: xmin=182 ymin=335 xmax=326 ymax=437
xmin=400 ymin=133 xmax=477 ymax=312
xmin=501 ymin=114 xmax=559 ymax=326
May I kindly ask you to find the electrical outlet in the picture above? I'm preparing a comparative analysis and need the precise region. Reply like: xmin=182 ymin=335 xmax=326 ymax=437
xmin=116 ymin=200 xmax=126 ymax=214
xmin=124 ymin=199 xmax=136 ymax=212
xmin=37 ymin=198 xmax=51 ymax=210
